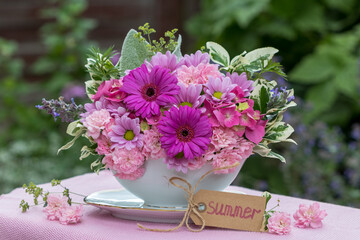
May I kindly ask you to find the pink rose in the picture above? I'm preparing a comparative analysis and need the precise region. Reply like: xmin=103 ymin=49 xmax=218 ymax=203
xmin=267 ymin=212 xmax=292 ymax=235
xmin=293 ymin=202 xmax=327 ymax=228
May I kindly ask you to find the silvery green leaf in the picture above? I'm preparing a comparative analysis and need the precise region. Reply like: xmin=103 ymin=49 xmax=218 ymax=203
xmin=172 ymin=34 xmax=182 ymax=60
xmin=244 ymin=47 xmax=278 ymax=67
xmin=119 ymin=29 xmax=153 ymax=75
xmin=85 ymin=80 xmax=101 ymax=100
xmin=206 ymin=41 xmax=230 ymax=67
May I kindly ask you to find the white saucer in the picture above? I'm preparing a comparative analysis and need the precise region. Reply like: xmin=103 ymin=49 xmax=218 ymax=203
xmin=84 ymin=189 xmax=245 ymax=223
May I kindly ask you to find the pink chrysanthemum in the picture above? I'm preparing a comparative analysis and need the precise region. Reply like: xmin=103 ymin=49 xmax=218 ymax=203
xmin=43 ymin=194 xmax=68 ymax=221
xmin=226 ymin=72 xmax=254 ymax=97
xmin=146 ymin=51 xmax=182 ymax=72
xmin=183 ymin=50 xmax=210 ymax=67
xmin=267 ymin=212 xmax=292 ymax=235
xmin=121 ymin=64 xmax=180 ymax=118
xmin=142 ymin=127 xmax=167 ymax=160
xmin=175 ymin=83 xmax=204 ymax=109
xmin=109 ymin=115 xmax=143 ymax=150
xmin=158 ymin=106 xmax=212 ymax=160
xmin=205 ymin=76 xmax=237 ymax=105
xmin=102 ymin=147 xmax=145 ymax=178
xmin=293 ymin=202 xmax=327 ymax=228
xmin=58 ymin=205 xmax=83 ymax=225
xmin=177 ymin=63 xmax=222 ymax=86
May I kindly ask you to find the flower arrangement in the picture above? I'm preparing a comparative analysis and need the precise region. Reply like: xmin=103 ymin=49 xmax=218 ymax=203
xmin=37 ymin=23 xmax=296 ymax=180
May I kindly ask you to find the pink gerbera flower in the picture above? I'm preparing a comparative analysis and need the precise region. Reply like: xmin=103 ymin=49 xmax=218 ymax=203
xmin=226 ymin=72 xmax=254 ymax=97
xmin=109 ymin=115 xmax=143 ymax=150
xmin=205 ymin=76 xmax=237 ymax=105
xmin=175 ymin=83 xmax=204 ymax=108
xmin=183 ymin=50 xmax=210 ymax=67
xmin=158 ymin=106 xmax=212 ymax=160
xmin=121 ymin=64 xmax=180 ymax=118
xmin=146 ymin=51 xmax=182 ymax=72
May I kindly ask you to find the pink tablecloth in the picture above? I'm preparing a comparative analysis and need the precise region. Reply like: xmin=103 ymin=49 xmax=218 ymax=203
xmin=0 ymin=171 xmax=359 ymax=240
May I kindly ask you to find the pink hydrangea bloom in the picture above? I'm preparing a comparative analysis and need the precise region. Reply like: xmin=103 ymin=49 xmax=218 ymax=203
xmin=82 ymin=108 xmax=112 ymax=139
xmin=213 ymin=106 xmax=241 ymax=128
xmin=267 ymin=212 xmax=292 ymax=235
xmin=142 ymin=127 xmax=166 ymax=160
xmin=293 ymin=202 xmax=327 ymax=228
xmin=43 ymin=194 xmax=68 ymax=221
xmin=58 ymin=205 xmax=83 ymax=225
xmin=103 ymin=147 xmax=145 ymax=176
xmin=211 ymin=138 xmax=253 ymax=174
xmin=177 ymin=63 xmax=222 ymax=86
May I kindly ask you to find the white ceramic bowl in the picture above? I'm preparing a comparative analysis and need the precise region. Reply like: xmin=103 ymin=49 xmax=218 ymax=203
xmin=115 ymin=158 xmax=244 ymax=207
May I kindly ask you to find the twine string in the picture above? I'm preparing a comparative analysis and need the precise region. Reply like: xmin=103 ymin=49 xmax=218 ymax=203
xmin=137 ymin=162 xmax=241 ymax=232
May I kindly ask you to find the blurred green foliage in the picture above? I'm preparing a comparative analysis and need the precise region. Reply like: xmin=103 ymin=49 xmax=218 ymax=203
xmin=0 ymin=0 xmax=95 ymax=194
xmin=186 ymin=0 xmax=360 ymax=126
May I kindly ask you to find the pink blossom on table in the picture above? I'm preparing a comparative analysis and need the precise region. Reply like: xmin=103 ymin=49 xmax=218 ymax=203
xmin=82 ymin=109 xmax=112 ymax=139
xmin=177 ymin=63 xmax=222 ymax=86
xmin=109 ymin=115 xmax=143 ymax=150
xmin=92 ymin=78 xmax=126 ymax=103
xmin=209 ymin=127 xmax=239 ymax=152
xmin=293 ymin=202 xmax=327 ymax=229
xmin=182 ymin=50 xmax=210 ymax=67
xmin=204 ymin=76 xmax=237 ymax=105
xmin=146 ymin=51 xmax=183 ymax=72
xmin=114 ymin=167 xmax=145 ymax=180
xmin=58 ymin=205 xmax=83 ymax=225
xmin=267 ymin=212 xmax=292 ymax=235
xmin=43 ymin=194 xmax=68 ymax=221
xmin=142 ymin=127 xmax=167 ymax=160
xmin=103 ymin=147 xmax=145 ymax=176
xmin=211 ymin=142 xmax=253 ymax=174
xmin=226 ymin=72 xmax=254 ymax=97
xmin=175 ymin=83 xmax=204 ymax=109
xmin=213 ymin=106 xmax=241 ymax=128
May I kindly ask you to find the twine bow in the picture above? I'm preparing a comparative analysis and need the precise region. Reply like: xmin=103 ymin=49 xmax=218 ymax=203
xmin=137 ymin=162 xmax=241 ymax=232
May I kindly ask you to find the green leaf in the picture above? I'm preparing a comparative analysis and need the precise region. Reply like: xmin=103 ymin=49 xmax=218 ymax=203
xmin=85 ymin=80 xmax=101 ymax=100
xmin=244 ymin=47 xmax=278 ymax=68
xmin=119 ymin=29 xmax=153 ymax=75
xmin=259 ymin=86 xmax=270 ymax=114
xmin=206 ymin=41 xmax=230 ymax=67
xmin=172 ymin=34 xmax=182 ymax=60
xmin=290 ymin=54 xmax=334 ymax=83
xmin=304 ymin=81 xmax=337 ymax=122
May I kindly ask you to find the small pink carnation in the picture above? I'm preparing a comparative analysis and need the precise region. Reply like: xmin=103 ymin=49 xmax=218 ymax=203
xmin=142 ymin=127 xmax=166 ymax=160
xmin=95 ymin=130 xmax=112 ymax=155
xmin=83 ymin=109 xmax=112 ymax=139
xmin=58 ymin=205 xmax=83 ymax=225
xmin=103 ymin=147 xmax=145 ymax=176
xmin=114 ymin=167 xmax=145 ymax=180
xmin=293 ymin=202 xmax=327 ymax=228
xmin=267 ymin=212 xmax=292 ymax=235
xmin=188 ymin=156 xmax=207 ymax=171
xmin=210 ymin=127 xmax=239 ymax=152
xmin=177 ymin=63 xmax=222 ymax=86
xmin=43 ymin=194 xmax=68 ymax=221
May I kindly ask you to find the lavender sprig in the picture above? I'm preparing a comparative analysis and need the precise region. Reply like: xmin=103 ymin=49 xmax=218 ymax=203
xmin=36 ymin=97 xmax=85 ymax=122
xmin=267 ymin=87 xmax=295 ymax=110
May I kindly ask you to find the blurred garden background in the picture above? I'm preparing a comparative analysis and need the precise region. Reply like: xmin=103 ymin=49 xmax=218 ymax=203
xmin=1 ymin=0 xmax=359 ymax=207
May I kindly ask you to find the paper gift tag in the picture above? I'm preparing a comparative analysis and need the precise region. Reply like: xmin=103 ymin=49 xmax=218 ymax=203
xmin=190 ymin=190 xmax=266 ymax=232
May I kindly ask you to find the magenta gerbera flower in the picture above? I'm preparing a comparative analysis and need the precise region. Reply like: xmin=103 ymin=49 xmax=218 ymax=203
xmin=121 ymin=64 xmax=180 ymax=118
xmin=109 ymin=115 xmax=143 ymax=150
xmin=158 ymin=106 xmax=212 ymax=160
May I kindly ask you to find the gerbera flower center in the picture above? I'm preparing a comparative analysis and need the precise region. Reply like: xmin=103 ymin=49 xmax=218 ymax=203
xmin=213 ymin=91 xmax=223 ymax=99
xmin=176 ymin=125 xmax=194 ymax=142
xmin=179 ymin=102 xmax=193 ymax=107
xmin=124 ymin=130 xmax=135 ymax=141
xmin=141 ymin=84 xmax=158 ymax=101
